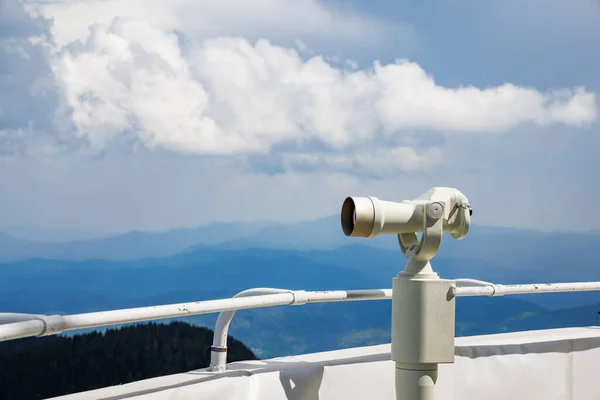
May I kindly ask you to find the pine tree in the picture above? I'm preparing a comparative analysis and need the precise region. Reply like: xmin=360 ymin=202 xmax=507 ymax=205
xmin=0 ymin=321 xmax=256 ymax=400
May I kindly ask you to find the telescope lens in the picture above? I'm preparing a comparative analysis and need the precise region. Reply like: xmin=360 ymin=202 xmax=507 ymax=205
xmin=341 ymin=196 xmax=375 ymax=237
xmin=341 ymin=197 xmax=356 ymax=236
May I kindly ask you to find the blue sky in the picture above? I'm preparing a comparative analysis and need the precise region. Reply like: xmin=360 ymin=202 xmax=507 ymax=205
xmin=0 ymin=0 xmax=598 ymax=236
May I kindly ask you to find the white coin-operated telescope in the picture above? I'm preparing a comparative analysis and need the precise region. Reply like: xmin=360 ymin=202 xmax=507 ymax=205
xmin=341 ymin=187 xmax=472 ymax=400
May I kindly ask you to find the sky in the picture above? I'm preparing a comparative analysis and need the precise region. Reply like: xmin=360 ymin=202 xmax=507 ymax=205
xmin=0 ymin=0 xmax=599 ymax=237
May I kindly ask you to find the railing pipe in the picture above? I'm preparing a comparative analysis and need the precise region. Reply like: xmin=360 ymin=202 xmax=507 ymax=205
xmin=0 ymin=293 xmax=298 ymax=342
xmin=454 ymin=281 xmax=600 ymax=297
xmin=208 ymin=288 xmax=393 ymax=371
xmin=0 ymin=281 xmax=599 ymax=355
xmin=0 ymin=313 xmax=45 ymax=325
xmin=0 ymin=289 xmax=392 ymax=344
xmin=209 ymin=288 xmax=292 ymax=371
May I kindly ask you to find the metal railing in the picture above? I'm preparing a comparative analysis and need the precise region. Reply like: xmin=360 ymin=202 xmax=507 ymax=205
xmin=207 ymin=287 xmax=392 ymax=371
xmin=0 ymin=288 xmax=393 ymax=344
xmin=2 ymin=280 xmax=600 ymax=372
xmin=454 ymin=280 xmax=600 ymax=297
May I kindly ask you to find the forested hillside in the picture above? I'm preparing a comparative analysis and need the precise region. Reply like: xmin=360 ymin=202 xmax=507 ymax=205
xmin=0 ymin=322 xmax=256 ymax=400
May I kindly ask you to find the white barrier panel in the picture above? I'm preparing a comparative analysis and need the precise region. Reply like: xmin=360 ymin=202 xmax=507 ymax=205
xmin=51 ymin=327 xmax=600 ymax=400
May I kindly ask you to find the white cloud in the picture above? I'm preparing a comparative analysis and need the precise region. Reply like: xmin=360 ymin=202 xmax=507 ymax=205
xmin=50 ymin=18 xmax=596 ymax=169
xmin=2 ymin=0 xmax=597 ymax=178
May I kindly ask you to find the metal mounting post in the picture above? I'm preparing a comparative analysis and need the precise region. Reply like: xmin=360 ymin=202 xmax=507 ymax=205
xmin=392 ymin=201 xmax=456 ymax=400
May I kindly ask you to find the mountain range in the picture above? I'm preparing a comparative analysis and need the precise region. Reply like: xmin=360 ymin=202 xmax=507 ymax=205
xmin=1 ymin=217 xmax=600 ymax=358
xmin=2 ymin=216 xmax=599 ymax=270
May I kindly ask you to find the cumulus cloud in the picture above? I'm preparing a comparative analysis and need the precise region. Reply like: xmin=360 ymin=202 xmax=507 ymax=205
xmin=51 ymin=19 xmax=596 ymax=158
xmin=3 ymin=1 xmax=598 ymax=177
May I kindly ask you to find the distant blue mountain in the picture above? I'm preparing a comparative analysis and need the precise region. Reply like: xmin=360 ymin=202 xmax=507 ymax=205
xmin=0 ymin=215 xmax=370 ymax=262
xmin=0 ymin=247 xmax=383 ymax=314
xmin=1 ymin=244 xmax=600 ymax=357
xmin=1 ymin=218 xmax=347 ymax=262
xmin=2 ymin=216 xmax=599 ymax=274
xmin=1 ymin=218 xmax=600 ymax=356
xmin=2 ymin=218 xmax=600 ymax=309
xmin=0 ymin=221 xmax=267 ymax=262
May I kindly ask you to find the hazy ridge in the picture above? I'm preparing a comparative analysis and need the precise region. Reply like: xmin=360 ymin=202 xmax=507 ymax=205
xmin=2 ymin=218 xmax=600 ymax=358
